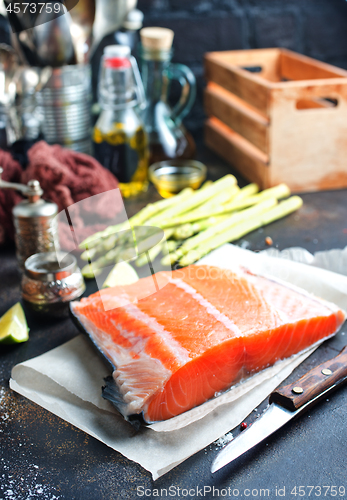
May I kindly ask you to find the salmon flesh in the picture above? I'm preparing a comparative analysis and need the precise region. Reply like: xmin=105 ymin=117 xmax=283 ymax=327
xmin=70 ymin=265 xmax=346 ymax=423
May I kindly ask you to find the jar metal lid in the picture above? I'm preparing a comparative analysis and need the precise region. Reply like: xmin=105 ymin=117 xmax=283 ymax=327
xmin=24 ymin=252 xmax=78 ymax=282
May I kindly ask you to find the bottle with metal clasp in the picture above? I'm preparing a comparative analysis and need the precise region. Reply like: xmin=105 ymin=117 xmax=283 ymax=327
xmin=0 ymin=167 xmax=59 ymax=268
xmin=93 ymin=44 xmax=149 ymax=198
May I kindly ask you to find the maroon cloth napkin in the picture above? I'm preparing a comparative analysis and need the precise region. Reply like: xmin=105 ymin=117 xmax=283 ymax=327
xmin=0 ymin=142 xmax=121 ymax=247
xmin=0 ymin=150 xmax=23 ymax=245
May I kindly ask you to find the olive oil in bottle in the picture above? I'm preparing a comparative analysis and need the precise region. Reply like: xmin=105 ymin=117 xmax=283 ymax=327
xmin=93 ymin=45 xmax=149 ymax=197
xmin=139 ymin=27 xmax=197 ymax=165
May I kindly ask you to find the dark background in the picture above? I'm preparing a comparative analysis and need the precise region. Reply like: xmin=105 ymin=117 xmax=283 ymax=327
xmin=2 ymin=0 xmax=347 ymax=134
xmin=137 ymin=0 xmax=347 ymax=132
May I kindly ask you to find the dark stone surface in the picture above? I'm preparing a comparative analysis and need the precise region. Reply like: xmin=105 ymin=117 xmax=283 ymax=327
xmin=1 ymin=143 xmax=347 ymax=499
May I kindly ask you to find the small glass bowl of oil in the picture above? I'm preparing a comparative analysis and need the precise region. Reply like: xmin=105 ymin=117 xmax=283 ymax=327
xmin=149 ymin=160 xmax=207 ymax=198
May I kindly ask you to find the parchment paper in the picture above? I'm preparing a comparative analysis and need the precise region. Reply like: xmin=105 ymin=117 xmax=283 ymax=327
xmin=9 ymin=244 xmax=347 ymax=479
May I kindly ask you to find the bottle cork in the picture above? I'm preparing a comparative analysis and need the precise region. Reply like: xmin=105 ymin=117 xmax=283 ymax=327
xmin=140 ymin=27 xmax=174 ymax=51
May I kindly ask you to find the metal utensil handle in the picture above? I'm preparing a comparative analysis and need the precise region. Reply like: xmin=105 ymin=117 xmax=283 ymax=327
xmin=167 ymin=62 xmax=196 ymax=125
xmin=0 ymin=167 xmax=43 ymax=197
xmin=269 ymin=345 xmax=347 ymax=411
xmin=0 ymin=166 xmax=26 ymax=193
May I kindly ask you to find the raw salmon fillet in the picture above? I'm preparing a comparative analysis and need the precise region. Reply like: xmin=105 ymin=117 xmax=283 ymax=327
xmin=70 ymin=265 xmax=346 ymax=423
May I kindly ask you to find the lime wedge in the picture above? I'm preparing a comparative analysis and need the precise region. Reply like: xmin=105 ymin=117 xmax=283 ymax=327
xmin=0 ymin=302 xmax=29 ymax=345
xmin=102 ymin=261 xmax=139 ymax=288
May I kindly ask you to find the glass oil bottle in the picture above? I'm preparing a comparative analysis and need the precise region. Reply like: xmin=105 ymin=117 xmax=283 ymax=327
xmin=93 ymin=45 xmax=149 ymax=197
xmin=139 ymin=27 xmax=197 ymax=165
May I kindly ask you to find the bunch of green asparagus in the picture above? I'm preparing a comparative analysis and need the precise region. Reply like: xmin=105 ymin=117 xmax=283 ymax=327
xmin=79 ymin=174 xmax=303 ymax=278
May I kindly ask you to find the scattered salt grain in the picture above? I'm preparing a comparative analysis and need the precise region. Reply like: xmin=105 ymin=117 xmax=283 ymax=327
xmin=0 ymin=387 xmax=6 ymax=405
xmin=0 ymin=460 xmax=61 ymax=499
xmin=214 ymin=432 xmax=234 ymax=448
xmin=240 ymin=240 xmax=250 ymax=249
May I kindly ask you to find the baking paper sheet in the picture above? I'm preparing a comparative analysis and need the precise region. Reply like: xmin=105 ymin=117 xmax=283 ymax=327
xmin=9 ymin=244 xmax=347 ymax=479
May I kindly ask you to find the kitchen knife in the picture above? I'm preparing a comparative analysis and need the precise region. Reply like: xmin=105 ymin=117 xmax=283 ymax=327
xmin=211 ymin=345 xmax=347 ymax=473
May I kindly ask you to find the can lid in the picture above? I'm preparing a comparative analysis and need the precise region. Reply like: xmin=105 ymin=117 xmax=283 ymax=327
xmin=123 ymin=9 xmax=144 ymax=30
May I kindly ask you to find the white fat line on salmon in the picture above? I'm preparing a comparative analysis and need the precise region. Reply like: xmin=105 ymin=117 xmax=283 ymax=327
xmin=170 ymin=278 xmax=242 ymax=337
xmin=118 ymin=303 xmax=192 ymax=365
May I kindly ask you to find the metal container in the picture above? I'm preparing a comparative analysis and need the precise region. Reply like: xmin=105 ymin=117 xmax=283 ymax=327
xmin=0 ymin=168 xmax=59 ymax=268
xmin=37 ymin=64 xmax=92 ymax=154
xmin=21 ymin=252 xmax=85 ymax=315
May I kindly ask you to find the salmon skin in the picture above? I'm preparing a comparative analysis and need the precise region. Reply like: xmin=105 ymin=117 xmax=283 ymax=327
xmin=70 ymin=265 xmax=346 ymax=424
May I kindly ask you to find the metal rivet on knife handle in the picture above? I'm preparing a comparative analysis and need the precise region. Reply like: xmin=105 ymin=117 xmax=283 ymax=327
xmin=292 ymin=386 xmax=304 ymax=395
xmin=269 ymin=346 xmax=347 ymax=412
xmin=212 ymin=347 xmax=347 ymax=473
xmin=321 ymin=368 xmax=333 ymax=376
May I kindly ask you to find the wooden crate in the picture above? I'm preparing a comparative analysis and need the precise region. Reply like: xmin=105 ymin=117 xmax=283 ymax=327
xmin=204 ymin=48 xmax=347 ymax=192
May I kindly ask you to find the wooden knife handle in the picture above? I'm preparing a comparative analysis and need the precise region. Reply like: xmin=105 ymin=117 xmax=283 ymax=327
xmin=269 ymin=346 xmax=347 ymax=411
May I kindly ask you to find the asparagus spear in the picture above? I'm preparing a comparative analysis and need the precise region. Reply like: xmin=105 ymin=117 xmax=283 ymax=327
xmin=81 ymin=232 xmax=118 ymax=261
xmin=200 ymin=180 xmax=213 ymax=189
xmin=79 ymin=187 xmax=195 ymax=251
xmin=160 ymin=185 xmax=240 ymax=229
xmin=232 ymin=182 xmax=259 ymax=199
xmin=134 ymin=243 xmax=163 ymax=267
xmin=165 ymin=197 xmax=278 ymax=265
xmin=80 ymin=180 xmax=215 ymax=252
xmin=81 ymin=244 xmax=123 ymax=276
xmin=146 ymin=175 xmax=237 ymax=227
xmin=179 ymin=196 xmax=303 ymax=266
xmin=160 ymin=182 xmax=260 ymax=227
xmin=211 ymin=183 xmax=291 ymax=215
xmin=188 ymin=184 xmax=239 ymax=212
xmin=163 ymin=239 xmax=183 ymax=255
xmin=134 ymin=228 xmax=175 ymax=267
xmin=173 ymin=214 xmax=229 ymax=240
xmin=165 ymin=183 xmax=289 ymax=225
xmin=84 ymin=180 xmax=232 ymax=261
xmin=79 ymin=180 xmax=215 ymax=257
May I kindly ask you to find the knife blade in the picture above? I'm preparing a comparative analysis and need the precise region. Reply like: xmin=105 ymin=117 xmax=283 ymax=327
xmin=211 ymin=345 xmax=347 ymax=473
